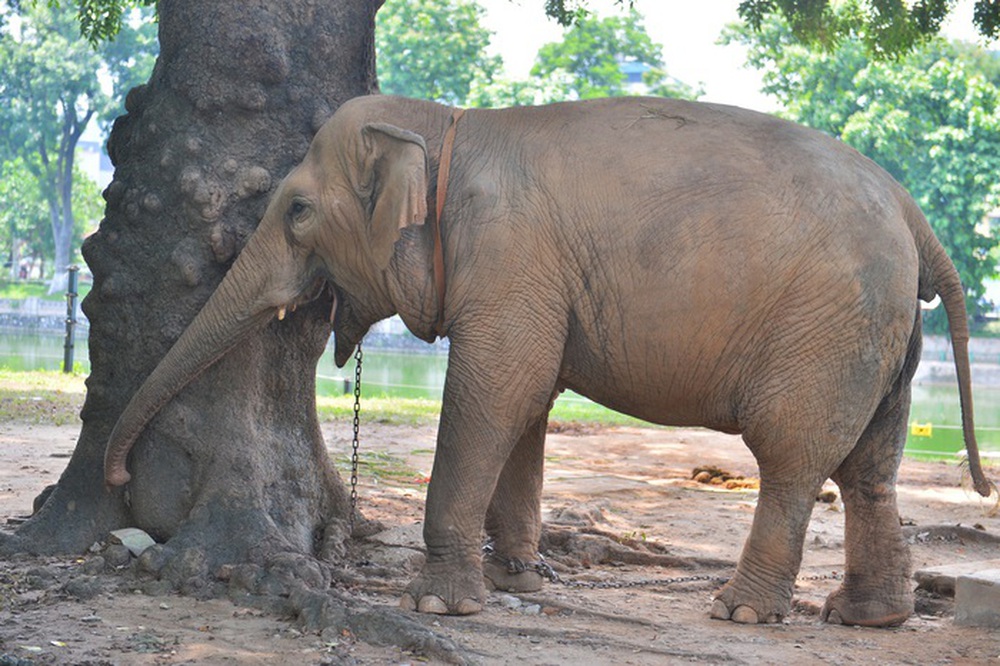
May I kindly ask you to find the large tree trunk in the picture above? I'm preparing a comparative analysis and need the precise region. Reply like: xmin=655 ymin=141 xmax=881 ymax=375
xmin=3 ymin=0 xmax=381 ymax=581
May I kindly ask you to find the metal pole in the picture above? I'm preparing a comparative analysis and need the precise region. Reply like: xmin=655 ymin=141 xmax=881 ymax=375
xmin=63 ymin=265 xmax=79 ymax=373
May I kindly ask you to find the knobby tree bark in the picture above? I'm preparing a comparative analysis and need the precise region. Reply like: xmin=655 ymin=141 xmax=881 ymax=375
xmin=4 ymin=0 xmax=381 ymax=586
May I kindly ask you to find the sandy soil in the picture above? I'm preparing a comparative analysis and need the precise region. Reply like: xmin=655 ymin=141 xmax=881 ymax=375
xmin=1 ymin=420 xmax=999 ymax=664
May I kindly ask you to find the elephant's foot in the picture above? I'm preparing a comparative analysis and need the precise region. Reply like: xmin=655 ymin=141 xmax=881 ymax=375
xmin=482 ymin=558 xmax=545 ymax=593
xmin=709 ymin=576 xmax=790 ymax=624
xmin=820 ymin=584 xmax=913 ymax=627
xmin=400 ymin=564 xmax=487 ymax=616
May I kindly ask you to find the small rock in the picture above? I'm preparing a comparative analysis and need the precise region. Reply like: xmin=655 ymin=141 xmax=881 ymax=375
xmin=109 ymin=528 xmax=156 ymax=557
xmin=499 ymin=594 xmax=522 ymax=610
xmin=104 ymin=544 xmax=133 ymax=568
xmin=522 ymin=604 xmax=541 ymax=615
xmin=80 ymin=556 xmax=106 ymax=576
xmin=63 ymin=576 xmax=103 ymax=601
xmin=142 ymin=579 xmax=174 ymax=597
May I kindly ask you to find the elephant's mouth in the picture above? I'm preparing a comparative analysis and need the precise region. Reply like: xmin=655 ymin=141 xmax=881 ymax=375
xmin=274 ymin=276 xmax=329 ymax=322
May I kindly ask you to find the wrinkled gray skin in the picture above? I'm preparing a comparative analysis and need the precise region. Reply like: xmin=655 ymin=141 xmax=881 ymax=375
xmin=104 ymin=95 xmax=990 ymax=626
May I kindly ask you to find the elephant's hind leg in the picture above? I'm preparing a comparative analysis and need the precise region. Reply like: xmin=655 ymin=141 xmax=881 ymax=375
xmin=713 ymin=392 xmax=865 ymax=623
xmin=822 ymin=383 xmax=914 ymax=626
xmin=710 ymin=464 xmax=832 ymax=624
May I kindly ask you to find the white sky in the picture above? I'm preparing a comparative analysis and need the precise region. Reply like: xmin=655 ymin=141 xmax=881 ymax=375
xmin=477 ymin=0 xmax=998 ymax=113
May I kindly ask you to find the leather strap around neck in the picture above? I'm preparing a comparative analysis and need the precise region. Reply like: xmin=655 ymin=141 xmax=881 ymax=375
xmin=433 ymin=108 xmax=465 ymax=338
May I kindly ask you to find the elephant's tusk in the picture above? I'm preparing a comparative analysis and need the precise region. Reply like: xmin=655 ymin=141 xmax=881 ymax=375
xmin=277 ymin=306 xmax=287 ymax=321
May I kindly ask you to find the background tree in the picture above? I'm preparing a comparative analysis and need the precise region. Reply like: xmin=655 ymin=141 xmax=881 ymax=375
xmin=468 ymin=7 xmax=701 ymax=107
xmin=530 ymin=9 xmax=700 ymax=101
xmin=0 ymin=3 xmax=156 ymax=292
xmin=0 ymin=158 xmax=104 ymax=281
xmin=727 ymin=18 xmax=1000 ymax=329
xmin=0 ymin=158 xmax=50 ymax=279
xmin=376 ymin=0 xmax=500 ymax=105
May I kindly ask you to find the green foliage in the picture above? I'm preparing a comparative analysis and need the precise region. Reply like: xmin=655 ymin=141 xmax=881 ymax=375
xmin=74 ymin=0 xmax=155 ymax=45
xmin=737 ymin=0 xmax=1000 ymax=57
xmin=0 ymin=158 xmax=50 ymax=276
xmin=375 ymin=2 xmax=698 ymax=108
xmin=376 ymin=0 xmax=501 ymax=106
xmin=728 ymin=18 xmax=1000 ymax=329
xmin=11 ymin=0 xmax=156 ymax=44
xmin=542 ymin=0 xmax=634 ymax=27
xmin=530 ymin=9 xmax=699 ymax=102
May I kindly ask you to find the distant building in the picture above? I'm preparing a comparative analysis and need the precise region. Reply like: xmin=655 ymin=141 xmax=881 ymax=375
xmin=620 ymin=59 xmax=650 ymax=94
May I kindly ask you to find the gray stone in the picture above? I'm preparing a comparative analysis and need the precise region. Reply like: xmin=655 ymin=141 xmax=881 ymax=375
xmin=955 ymin=569 xmax=1000 ymax=628
xmin=109 ymin=528 xmax=157 ymax=557
xmin=498 ymin=594 xmax=522 ymax=610
xmin=914 ymin=559 xmax=1000 ymax=596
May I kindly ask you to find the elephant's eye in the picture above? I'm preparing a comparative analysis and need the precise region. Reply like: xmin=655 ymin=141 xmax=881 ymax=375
xmin=289 ymin=200 xmax=308 ymax=221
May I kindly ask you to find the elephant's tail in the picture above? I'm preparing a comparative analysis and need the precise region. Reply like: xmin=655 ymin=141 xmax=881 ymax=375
xmin=910 ymin=199 xmax=994 ymax=498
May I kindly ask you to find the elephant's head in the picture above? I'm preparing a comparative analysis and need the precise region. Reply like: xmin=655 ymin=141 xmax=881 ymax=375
xmin=104 ymin=99 xmax=436 ymax=486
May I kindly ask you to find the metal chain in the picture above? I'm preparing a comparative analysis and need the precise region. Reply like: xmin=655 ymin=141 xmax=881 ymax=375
xmin=482 ymin=541 xmax=841 ymax=590
xmin=349 ymin=343 xmax=363 ymax=534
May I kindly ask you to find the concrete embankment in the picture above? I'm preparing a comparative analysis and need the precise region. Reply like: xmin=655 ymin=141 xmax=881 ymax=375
xmin=917 ymin=336 xmax=1000 ymax=387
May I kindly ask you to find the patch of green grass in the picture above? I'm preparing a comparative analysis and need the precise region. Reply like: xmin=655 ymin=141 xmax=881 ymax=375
xmin=0 ymin=280 xmax=50 ymax=300
xmin=331 ymin=449 xmax=424 ymax=485
xmin=316 ymin=394 xmax=441 ymax=426
xmin=0 ymin=368 xmax=86 ymax=425
xmin=317 ymin=391 xmax=649 ymax=429
xmin=0 ymin=368 xmax=649 ymax=430
xmin=0 ymin=279 xmax=92 ymax=301
xmin=550 ymin=394 xmax=648 ymax=427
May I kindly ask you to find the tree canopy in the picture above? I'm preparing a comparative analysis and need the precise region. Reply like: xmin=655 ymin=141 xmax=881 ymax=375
xmin=45 ymin=0 xmax=1000 ymax=57
xmin=529 ymin=9 xmax=700 ymax=101
xmin=375 ymin=1 xmax=698 ymax=107
xmin=736 ymin=0 xmax=1000 ymax=57
xmin=376 ymin=0 xmax=501 ymax=105
xmin=728 ymin=19 xmax=1000 ymax=327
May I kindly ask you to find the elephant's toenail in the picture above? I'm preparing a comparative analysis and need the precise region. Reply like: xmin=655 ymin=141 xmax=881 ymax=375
xmin=417 ymin=595 xmax=449 ymax=614
xmin=399 ymin=593 xmax=416 ymax=611
xmin=710 ymin=599 xmax=731 ymax=620
xmin=732 ymin=605 xmax=760 ymax=624
xmin=825 ymin=608 xmax=844 ymax=625
xmin=455 ymin=598 xmax=483 ymax=615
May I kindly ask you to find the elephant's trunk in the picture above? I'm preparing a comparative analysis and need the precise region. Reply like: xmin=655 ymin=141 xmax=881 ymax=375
xmin=104 ymin=236 xmax=282 ymax=486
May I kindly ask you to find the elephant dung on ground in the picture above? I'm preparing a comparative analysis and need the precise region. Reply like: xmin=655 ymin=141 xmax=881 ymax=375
xmin=104 ymin=94 xmax=992 ymax=626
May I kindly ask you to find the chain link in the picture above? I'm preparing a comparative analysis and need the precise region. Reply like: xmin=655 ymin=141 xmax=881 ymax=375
xmin=482 ymin=541 xmax=729 ymax=589
xmin=482 ymin=541 xmax=842 ymax=591
xmin=349 ymin=343 xmax=363 ymax=535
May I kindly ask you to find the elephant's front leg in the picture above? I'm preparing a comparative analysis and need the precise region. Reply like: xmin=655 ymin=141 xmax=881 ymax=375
xmin=400 ymin=333 xmax=563 ymax=616
xmin=483 ymin=411 xmax=550 ymax=593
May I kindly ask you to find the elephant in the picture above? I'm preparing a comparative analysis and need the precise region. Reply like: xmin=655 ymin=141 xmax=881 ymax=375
xmin=104 ymin=94 xmax=991 ymax=626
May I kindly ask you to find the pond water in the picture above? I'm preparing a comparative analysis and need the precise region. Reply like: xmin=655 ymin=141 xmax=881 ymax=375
xmin=2 ymin=331 xmax=998 ymax=461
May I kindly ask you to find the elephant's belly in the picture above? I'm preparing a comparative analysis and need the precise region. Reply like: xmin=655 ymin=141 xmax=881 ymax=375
xmin=558 ymin=356 xmax=742 ymax=433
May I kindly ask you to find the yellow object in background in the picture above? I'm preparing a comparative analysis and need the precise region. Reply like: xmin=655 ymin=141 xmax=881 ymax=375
xmin=910 ymin=422 xmax=933 ymax=438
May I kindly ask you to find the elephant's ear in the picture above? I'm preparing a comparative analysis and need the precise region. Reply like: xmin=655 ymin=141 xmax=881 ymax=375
xmin=360 ymin=123 xmax=429 ymax=270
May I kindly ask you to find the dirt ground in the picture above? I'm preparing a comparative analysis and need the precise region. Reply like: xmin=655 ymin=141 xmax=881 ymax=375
xmin=1 ymin=420 xmax=999 ymax=665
